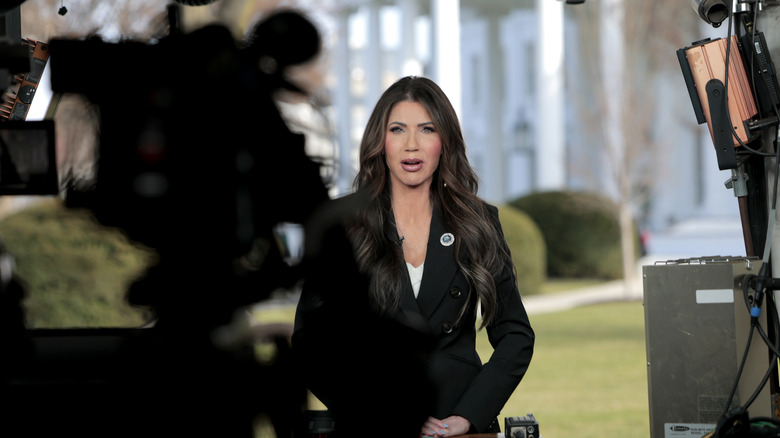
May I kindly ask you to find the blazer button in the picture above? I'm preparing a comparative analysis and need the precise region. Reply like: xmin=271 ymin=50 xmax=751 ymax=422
xmin=449 ymin=286 xmax=462 ymax=298
xmin=442 ymin=322 xmax=454 ymax=334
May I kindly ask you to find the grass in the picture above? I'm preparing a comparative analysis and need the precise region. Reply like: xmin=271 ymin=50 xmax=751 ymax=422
xmin=501 ymin=301 xmax=649 ymax=438
xmin=253 ymin=299 xmax=650 ymax=438
xmin=0 ymin=198 xmax=157 ymax=328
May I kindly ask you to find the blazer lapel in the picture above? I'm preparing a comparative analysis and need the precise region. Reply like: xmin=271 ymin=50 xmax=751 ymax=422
xmin=387 ymin=221 xmax=423 ymax=315
xmin=416 ymin=207 xmax=457 ymax=318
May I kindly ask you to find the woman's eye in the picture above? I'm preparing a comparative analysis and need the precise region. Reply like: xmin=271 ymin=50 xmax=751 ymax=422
xmin=389 ymin=126 xmax=403 ymax=133
xmin=421 ymin=126 xmax=435 ymax=133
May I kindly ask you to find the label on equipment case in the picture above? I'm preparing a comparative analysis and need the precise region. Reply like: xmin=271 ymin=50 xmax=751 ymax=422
xmin=664 ymin=423 xmax=715 ymax=438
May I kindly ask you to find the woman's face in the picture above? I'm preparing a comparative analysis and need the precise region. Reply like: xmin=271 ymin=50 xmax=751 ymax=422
xmin=384 ymin=101 xmax=442 ymax=193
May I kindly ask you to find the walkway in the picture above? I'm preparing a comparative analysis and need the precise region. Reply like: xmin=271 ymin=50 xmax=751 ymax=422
xmin=522 ymin=278 xmax=642 ymax=316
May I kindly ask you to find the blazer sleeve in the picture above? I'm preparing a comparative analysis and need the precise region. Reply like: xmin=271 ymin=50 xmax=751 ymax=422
xmin=451 ymin=207 xmax=535 ymax=431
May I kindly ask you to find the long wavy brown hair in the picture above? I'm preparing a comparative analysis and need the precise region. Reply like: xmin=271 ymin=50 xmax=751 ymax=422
xmin=350 ymin=76 xmax=514 ymax=327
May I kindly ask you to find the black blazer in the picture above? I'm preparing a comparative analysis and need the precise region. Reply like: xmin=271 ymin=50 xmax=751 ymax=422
xmin=393 ymin=205 xmax=535 ymax=432
xmin=292 ymin=197 xmax=534 ymax=434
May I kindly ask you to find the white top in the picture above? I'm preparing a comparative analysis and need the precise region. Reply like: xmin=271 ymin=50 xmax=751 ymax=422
xmin=406 ymin=261 xmax=425 ymax=298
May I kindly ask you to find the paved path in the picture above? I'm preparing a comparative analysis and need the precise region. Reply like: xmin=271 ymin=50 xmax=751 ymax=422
xmin=522 ymin=278 xmax=642 ymax=316
xmin=519 ymin=252 xmax=699 ymax=315
xmin=257 ymin=254 xmax=732 ymax=317
xmin=520 ymin=235 xmax=751 ymax=316
xmin=256 ymin=270 xmax=649 ymax=317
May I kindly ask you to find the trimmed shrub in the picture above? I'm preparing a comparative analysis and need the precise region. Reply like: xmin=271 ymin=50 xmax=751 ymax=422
xmin=497 ymin=204 xmax=547 ymax=295
xmin=510 ymin=190 xmax=622 ymax=279
xmin=0 ymin=198 xmax=156 ymax=328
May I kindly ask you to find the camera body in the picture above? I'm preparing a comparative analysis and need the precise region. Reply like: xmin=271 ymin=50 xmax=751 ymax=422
xmin=505 ymin=413 xmax=540 ymax=438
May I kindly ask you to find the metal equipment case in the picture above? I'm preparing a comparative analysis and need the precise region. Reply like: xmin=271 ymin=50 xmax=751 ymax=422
xmin=643 ymin=257 xmax=773 ymax=438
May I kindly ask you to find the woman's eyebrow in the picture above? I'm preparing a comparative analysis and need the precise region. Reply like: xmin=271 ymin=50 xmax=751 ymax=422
xmin=388 ymin=121 xmax=433 ymax=127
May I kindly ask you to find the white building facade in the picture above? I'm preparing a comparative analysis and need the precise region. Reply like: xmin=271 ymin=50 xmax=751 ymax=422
xmin=321 ymin=0 xmax=740 ymax=237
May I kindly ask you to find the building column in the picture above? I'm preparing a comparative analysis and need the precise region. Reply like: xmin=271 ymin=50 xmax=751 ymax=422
xmin=399 ymin=0 xmax=422 ymax=77
xmin=431 ymin=0 xmax=462 ymax=117
xmin=535 ymin=0 xmax=565 ymax=190
xmin=365 ymin=0 xmax=383 ymax=107
xmin=600 ymin=0 xmax=624 ymax=198
xmin=486 ymin=11 xmax=505 ymax=202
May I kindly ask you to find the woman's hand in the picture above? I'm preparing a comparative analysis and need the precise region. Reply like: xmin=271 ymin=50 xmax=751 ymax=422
xmin=420 ymin=415 xmax=471 ymax=437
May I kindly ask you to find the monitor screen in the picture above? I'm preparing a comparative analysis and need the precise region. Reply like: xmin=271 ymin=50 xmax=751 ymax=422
xmin=0 ymin=120 xmax=57 ymax=195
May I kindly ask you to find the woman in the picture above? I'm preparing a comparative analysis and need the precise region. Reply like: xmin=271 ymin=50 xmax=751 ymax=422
xmin=293 ymin=76 xmax=534 ymax=437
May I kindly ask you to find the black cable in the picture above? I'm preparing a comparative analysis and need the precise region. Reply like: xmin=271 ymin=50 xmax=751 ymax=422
xmin=722 ymin=276 xmax=759 ymax=417
xmin=725 ymin=271 xmax=780 ymax=418
xmin=723 ymin=324 xmax=755 ymax=417
xmin=743 ymin=341 xmax=778 ymax=412
xmin=741 ymin=281 xmax=780 ymax=411
xmin=744 ymin=277 xmax=780 ymax=357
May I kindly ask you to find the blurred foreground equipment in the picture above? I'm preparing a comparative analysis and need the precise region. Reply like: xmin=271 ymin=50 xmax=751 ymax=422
xmin=0 ymin=7 xmax=328 ymax=438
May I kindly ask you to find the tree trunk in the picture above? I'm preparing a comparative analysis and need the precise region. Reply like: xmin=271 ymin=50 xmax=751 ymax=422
xmin=619 ymin=201 xmax=637 ymax=297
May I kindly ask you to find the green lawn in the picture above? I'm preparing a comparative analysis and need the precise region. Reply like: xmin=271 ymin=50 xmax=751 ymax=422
xmin=0 ymin=198 xmax=156 ymax=328
xmin=499 ymin=301 xmax=649 ymax=438
xmin=254 ymin=299 xmax=650 ymax=437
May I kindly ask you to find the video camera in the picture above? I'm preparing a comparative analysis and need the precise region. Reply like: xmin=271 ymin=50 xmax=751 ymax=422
xmin=51 ymin=11 xmax=326 ymax=258
xmin=45 ymin=8 xmax=329 ymax=320
xmin=1 ymin=7 xmax=329 ymax=438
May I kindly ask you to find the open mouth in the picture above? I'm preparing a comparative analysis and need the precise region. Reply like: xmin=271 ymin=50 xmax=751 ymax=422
xmin=400 ymin=158 xmax=423 ymax=172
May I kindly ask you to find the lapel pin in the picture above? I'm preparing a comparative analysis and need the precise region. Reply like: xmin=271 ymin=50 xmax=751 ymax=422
xmin=440 ymin=233 xmax=454 ymax=247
